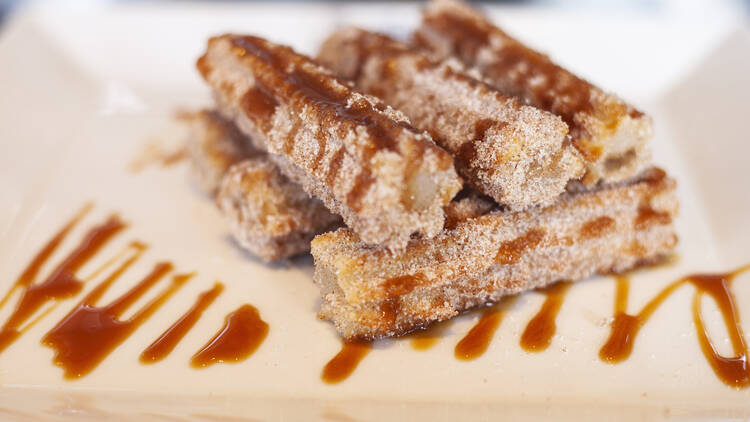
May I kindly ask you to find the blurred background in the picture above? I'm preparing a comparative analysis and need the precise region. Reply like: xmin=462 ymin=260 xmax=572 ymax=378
xmin=1 ymin=0 xmax=749 ymax=26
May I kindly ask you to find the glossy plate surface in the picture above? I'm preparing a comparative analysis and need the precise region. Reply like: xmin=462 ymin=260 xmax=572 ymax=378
xmin=0 ymin=2 xmax=749 ymax=420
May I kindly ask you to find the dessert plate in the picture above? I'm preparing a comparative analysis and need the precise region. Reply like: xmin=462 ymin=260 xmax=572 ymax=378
xmin=0 ymin=2 xmax=749 ymax=420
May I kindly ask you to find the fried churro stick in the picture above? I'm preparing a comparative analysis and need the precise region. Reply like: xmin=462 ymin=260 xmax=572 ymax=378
xmin=312 ymin=168 xmax=678 ymax=339
xmin=414 ymin=0 xmax=652 ymax=186
xmin=185 ymin=110 xmax=341 ymax=261
xmin=217 ymin=159 xmax=342 ymax=261
xmin=318 ymin=28 xmax=583 ymax=209
xmin=184 ymin=110 xmax=259 ymax=195
xmin=198 ymin=35 xmax=462 ymax=250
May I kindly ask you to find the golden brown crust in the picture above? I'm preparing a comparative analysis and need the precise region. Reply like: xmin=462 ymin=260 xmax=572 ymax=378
xmin=318 ymin=28 xmax=584 ymax=209
xmin=414 ymin=0 xmax=652 ymax=185
xmin=185 ymin=109 xmax=341 ymax=261
xmin=198 ymin=34 xmax=462 ymax=250
xmin=311 ymin=168 xmax=678 ymax=339
xmin=217 ymin=159 xmax=342 ymax=261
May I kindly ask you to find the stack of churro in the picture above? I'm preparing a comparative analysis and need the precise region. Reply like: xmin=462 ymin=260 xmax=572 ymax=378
xmin=184 ymin=110 xmax=342 ymax=261
xmin=187 ymin=0 xmax=678 ymax=340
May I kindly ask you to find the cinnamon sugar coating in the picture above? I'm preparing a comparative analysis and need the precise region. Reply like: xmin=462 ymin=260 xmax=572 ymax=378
xmin=311 ymin=168 xmax=678 ymax=340
xmin=198 ymin=34 xmax=462 ymax=250
xmin=185 ymin=109 xmax=341 ymax=261
xmin=414 ymin=0 xmax=652 ymax=186
xmin=217 ymin=159 xmax=342 ymax=261
xmin=318 ymin=28 xmax=584 ymax=209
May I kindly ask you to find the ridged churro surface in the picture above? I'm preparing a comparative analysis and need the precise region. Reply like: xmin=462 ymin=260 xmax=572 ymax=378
xmin=312 ymin=168 xmax=678 ymax=339
xmin=319 ymin=28 xmax=583 ymax=209
xmin=198 ymin=34 xmax=462 ymax=250
xmin=415 ymin=0 xmax=652 ymax=185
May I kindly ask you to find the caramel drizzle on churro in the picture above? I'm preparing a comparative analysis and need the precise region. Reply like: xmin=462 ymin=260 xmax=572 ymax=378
xmin=219 ymin=35 xmax=434 ymax=211
xmin=206 ymin=35 xmax=452 ymax=211
xmin=416 ymin=1 xmax=645 ymax=162
xmin=418 ymin=9 xmax=597 ymax=129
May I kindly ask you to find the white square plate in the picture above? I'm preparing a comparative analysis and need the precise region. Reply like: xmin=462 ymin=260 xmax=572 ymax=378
xmin=1 ymin=2 xmax=749 ymax=420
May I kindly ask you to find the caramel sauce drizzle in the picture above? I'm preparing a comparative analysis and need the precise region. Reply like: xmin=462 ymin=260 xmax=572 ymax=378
xmin=141 ymin=282 xmax=224 ymax=364
xmin=321 ymin=340 xmax=371 ymax=384
xmin=3 ymin=205 xmax=267 ymax=378
xmin=409 ymin=319 xmax=454 ymax=351
xmin=0 ymin=204 xmax=92 ymax=310
xmin=42 ymin=262 xmax=190 ymax=379
xmin=383 ymin=273 xmax=427 ymax=298
xmin=455 ymin=296 xmax=518 ymax=361
xmin=7 ymin=205 xmax=748 ymax=389
xmin=83 ymin=241 xmax=146 ymax=284
xmin=495 ymin=229 xmax=545 ymax=265
xmin=129 ymin=142 xmax=188 ymax=173
xmin=190 ymin=304 xmax=269 ymax=368
xmin=600 ymin=265 xmax=750 ymax=388
xmin=520 ymin=281 xmax=572 ymax=352
xmin=634 ymin=205 xmax=672 ymax=230
xmin=241 ymin=85 xmax=278 ymax=132
xmin=579 ymin=216 xmax=615 ymax=240
xmin=0 ymin=210 xmax=126 ymax=355
xmin=161 ymin=147 xmax=188 ymax=167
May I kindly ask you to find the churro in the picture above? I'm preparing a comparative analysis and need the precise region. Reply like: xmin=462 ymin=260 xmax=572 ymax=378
xmin=415 ymin=0 xmax=652 ymax=185
xmin=318 ymin=28 xmax=584 ymax=209
xmin=217 ymin=159 xmax=342 ymax=261
xmin=184 ymin=110 xmax=259 ymax=195
xmin=312 ymin=168 xmax=678 ymax=339
xmin=198 ymin=35 xmax=462 ymax=250
xmin=185 ymin=110 xmax=341 ymax=261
